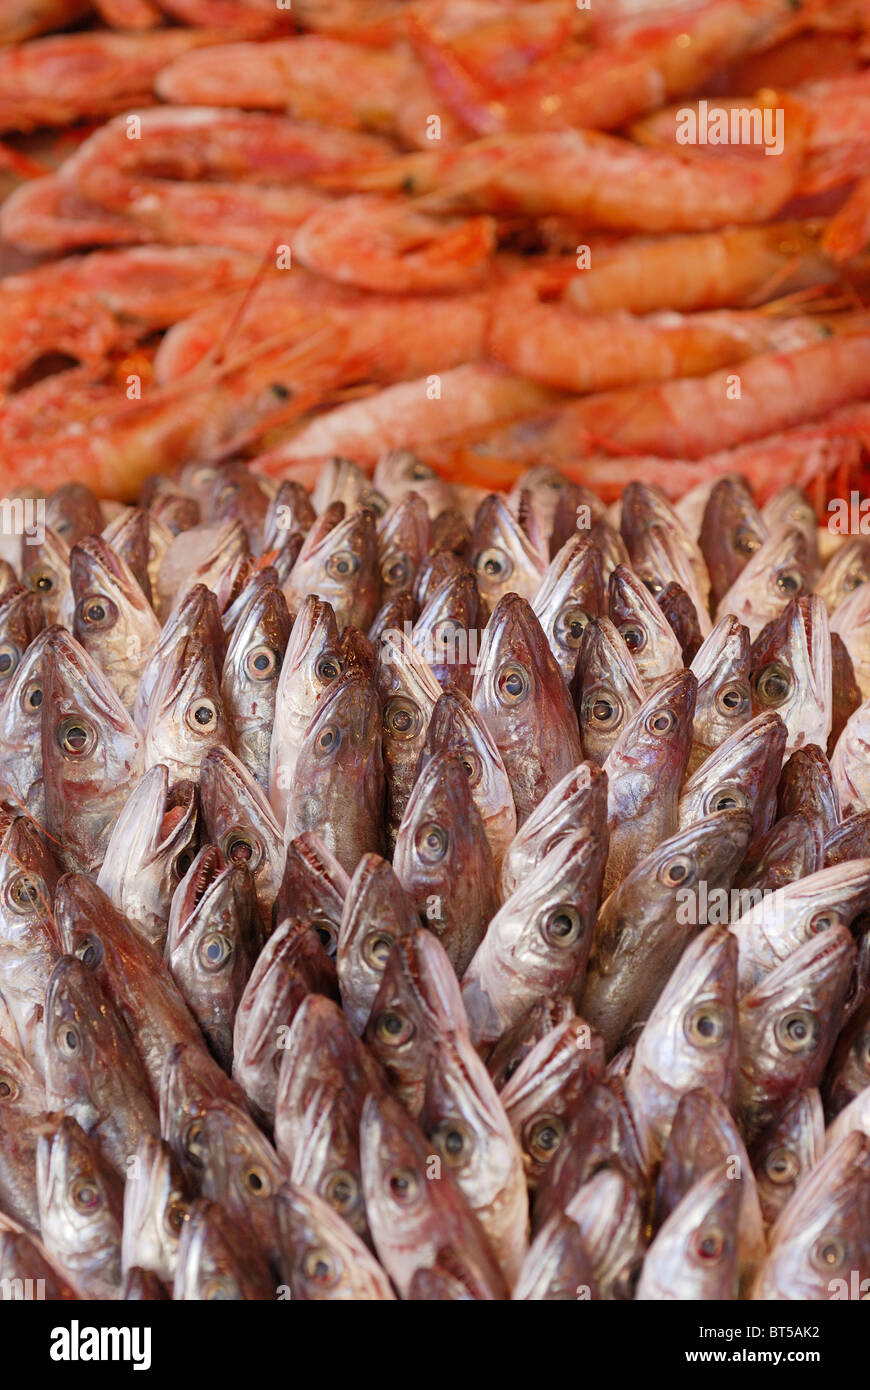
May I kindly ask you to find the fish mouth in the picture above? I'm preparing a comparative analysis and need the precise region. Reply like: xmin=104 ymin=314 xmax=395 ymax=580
xmin=178 ymin=846 xmax=225 ymax=919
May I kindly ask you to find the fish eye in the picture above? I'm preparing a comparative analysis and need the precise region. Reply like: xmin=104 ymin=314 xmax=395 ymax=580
xmin=7 ymin=872 xmax=42 ymax=914
xmin=754 ymin=663 xmax=791 ymax=706
xmin=0 ymin=643 xmax=19 ymax=679
xmin=411 ymin=462 xmax=435 ymax=481
xmin=216 ymin=482 xmax=240 ymax=505
xmin=541 ymin=905 xmax=583 ymax=948
xmin=315 ymin=724 xmax=340 ymax=756
xmin=432 ymin=619 xmax=461 ymax=654
xmin=733 ymin=526 xmax=761 ymax=557
xmin=185 ymin=1119 xmax=207 ymax=1165
xmin=843 ymin=566 xmax=870 ymax=592
xmin=694 ymin=1226 xmax=727 ymax=1263
xmin=191 ymin=467 xmax=217 ymax=490
xmin=416 ymin=822 xmax=448 ymax=863
xmin=381 ymin=554 xmax=411 ymax=587
xmin=74 ymin=934 xmax=102 ymax=969
xmin=810 ymin=1234 xmax=847 ymax=1273
xmin=715 ymin=683 xmax=749 ymax=716
xmin=619 ymin=622 xmax=646 ymax=654
xmin=165 ymin=1196 xmax=189 ymax=1235
xmin=660 ymin=855 xmax=694 ymax=888
xmin=384 ymin=697 xmax=421 ymax=740
xmin=302 ymin=1246 xmax=340 ymax=1287
xmin=641 ymin=574 xmax=664 ymax=598
xmin=224 ymin=830 xmax=262 ymax=870
xmin=362 ymin=931 xmax=394 ymax=970
xmin=58 ymin=717 xmax=97 ymax=758
xmin=185 ymin=698 xmax=219 ymax=733
xmin=198 ymin=932 xmax=233 ymax=971
xmin=775 ymin=567 xmax=803 ymax=596
xmin=244 ymin=645 xmax=279 ymax=681
xmin=71 ymin=1180 xmax=102 ymax=1212
xmin=56 ymin=1024 xmax=81 ymax=1056
xmin=704 ymin=785 xmax=749 ymax=815
xmin=174 ymin=848 xmax=194 ymax=879
xmin=29 ymin=570 xmax=55 ymax=593
xmin=374 ymin=1010 xmax=414 ymax=1047
xmin=775 ymin=1008 xmax=819 ymax=1054
xmin=764 ymin=1146 xmax=799 ymax=1185
xmin=316 ymin=654 xmax=343 ymax=682
xmin=241 ymin=1164 xmax=272 ymax=1198
xmin=363 ymin=489 xmax=388 ymax=517
xmin=311 ymin=918 xmax=338 ymax=955
xmin=431 ymin=1120 xmax=472 ymax=1167
xmin=459 ymin=751 xmax=480 ymax=785
xmin=386 ymin=1166 xmax=420 ymax=1203
xmin=646 ymin=708 xmax=676 ymax=736
xmin=555 ymin=605 xmax=590 ymax=650
xmin=324 ymin=1170 xmax=358 ymax=1215
xmin=684 ymin=1002 xmax=729 ymax=1049
xmin=22 ymin=681 xmax=43 ymax=713
xmin=524 ymin=1114 xmax=566 ymax=1164
xmin=77 ymin=593 xmax=118 ymax=629
xmin=325 ymin=550 xmax=359 ymax=580
xmin=476 ymin=547 xmax=512 ymax=582
xmin=496 ymin=663 xmax=529 ymax=705
xmin=808 ymin=909 xmax=840 ymax=935
xmin=0 ymin=1073 xmax=19 ymax=1102
xmin=583 ymin=689 xmax=621 ymax=729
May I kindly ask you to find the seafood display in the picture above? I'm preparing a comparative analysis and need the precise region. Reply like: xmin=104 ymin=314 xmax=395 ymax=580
xmin=1 ymin=0 xmax=870 ymax=1305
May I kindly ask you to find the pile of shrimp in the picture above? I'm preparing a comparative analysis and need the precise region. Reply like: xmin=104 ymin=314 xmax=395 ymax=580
xmin=2 ymin=0 xmax=870 ymax=504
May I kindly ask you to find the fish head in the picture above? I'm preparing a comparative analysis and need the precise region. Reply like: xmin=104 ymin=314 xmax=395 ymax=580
xmin=751 ymin=596 xmax=832 ymax=753
xmin=608 ymin=563 xmax=683 ymax=687
xmin=468 ymin=495 xmax=546 ymax=612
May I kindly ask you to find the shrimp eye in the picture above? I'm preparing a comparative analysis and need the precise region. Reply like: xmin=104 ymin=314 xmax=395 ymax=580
xmin=30 ymin=570 xmax=55 ymax=593
xmin=74 ymin=934 xmax=102 ymax=969
xmin=199 ymin=933 xmax=233 ymax=971
xmin=496 ymin=663 xmax=529 ymax=705
xmin=645 ymin=707 xmax=676 ymax=736
xmin=374 ymin=1010 xmax=414 ymax=1047
xmin=416 ymin=822 xmax=448 ymax=863
xmin=525 ymin=1115 xmax=566 ymax=1164
xmin=477 ymin=547 xmax=512 ymax=582
xmin=315 ymin=724 xmax=340 ymax=756
xmin=185 ymin=698 xmax=218 ymax=732
xmin=362 ymin=931 xmax=394 ymax=970
xmin=325 ymin=550 xmax=359 ymax=580
xmin=764 ymin=1147 xmax=799 ymax=1185
xmin=244 ymin=645 xmax=279 ymax=680
xmin=432 ymin=1120 xmax=472 ymax=1167
xmin=704 ymin=785 xmax=749 ymax=814
xmin=387 ymin=1167 xmax=420 ymax=1203
xmin=695 ymin=1227 xmax=726 ymax=1263
xmin=810 ymin=1235 xmax=847 ymax=1273
xmin=754 ymin=663 xmax=791 ymax=706
xmin=7 ymin=872 xmax=42 ymax=913
xmin=620 ymin=623 xmax=646 ymax=653
xmin=775 ymin=1008 xmax=819 ymax=1054
xmin=555 ymin=605 xmax=590 ymax=650
xmin=541 ymin=905 xmax=583 ymax=948
xmin=733 ymin=526 xmax=761 ymax=557
xmin=0 ymin=1074 xmax=19 ymax=1102
xmin=0 ymin=643 xmax=19 ymax=678
xmin=224 ymin=830 xmax=261 ymax=869
xmin=716 ymin=683 xmax=749 ymax=716
xmin=302 ymin=1247 xmax=340 ymax=1288
xmin=56 ymin=1024 xmax=81 ymax=1056
xmin=242 ymin=1165 xmax=271 ymax=1198
xmin=71 ymin=1181 xmax=102 ymax=1212
xmin=316 ymin=651 xmax=344 ymax=685
xmin=384 ymin=697 xmax=421 ymax=739
xmin=324 ymin=1170 xmax=358 ymax=1215
xmin=660 ymin=856 xmax=693 ymax=888
xmin=78 ymin=593 xmax=117 ymax=629
xmin=22 ymin=682 xmax=43 ymax=713
xmin=382 ymin=554 xmax=410 ymax=587
xmin=58 ymin=717 xmax=96 ymax=757
xmin=311 ymin=919 xmax=338 ymax=955
xmin=775 ymin=567 xmax=803 ymax=596
xmin=584 ymin=689 xmax=620 ymax=729
xmin=685 ymin=1003 xmax=729 ymax=1049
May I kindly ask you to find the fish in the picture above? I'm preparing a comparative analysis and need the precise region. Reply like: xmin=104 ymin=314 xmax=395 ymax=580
xmin=0 ymin=816 xmax=59 ymax=1075
xmin=688 ymin=615 xmax=751 ymax=776
xmin=677 ymin=710 xmax=786 ymax=842
xmin=472 ymin=592 xmax=582 ymax=826
xmin=0 ymin=624 xmax=57 ymax=825
xmin=657 ymin=580 xmax=704 ymax=663
xmin=0 ymin=1223 xmax=77 ymax=1301
xmin=195 ymin=1097 xmax=287 ymax=1266
xmin=268 ymin=595 xmax=344 ymax=823
xmin=532 ymin=1078 xmax=647 ymax=1232
xmin=41 ymin=627 xmax=144 ymax=873
xmin=0 ymin=583 xmax=45 ymax=701
xmin=375 ymin=628 xmax=442 ymax=848
xmin=817 ymin=538 xmax=870 ymax=615
xmin=563 ymin=1168 xmax=645 ymax=1300
xmin=499 ymin=761 xmax=607 ymax=902
xmin=219 ymin=570 xmax=291 ymax=790
xmin=511 ymin=1211 xmax=599 ymax=1301
xmin=750 ymin=1088 xmax=825 ymax=1231
xmin=121 ymin=1133 xmax=190 ymax=1288
xmin=733 ymin=813 xmax=824 ymax=895
xmin=21 ymin=527 xmax=74 ymax=629
xmin=144 ymin=633 xmax=232 ymax=784
xmin=134 ymin=582 xmax=224 ymax=730
xmin=603 ymin=669 xmax=696 ymax=896
xmin=36 ymin=1116 xmax=125 ymax=1300
xmin=829 ymin=632 xmax=862 ymax=759
xmin=274 ymin=832 xmax=350 ymax=955
xmin=274 ymin=1179 xmax=396 ymax=1300
xmin=608 ymin=563 xmax=683 ymax=691
xmin=716 ymin=527 xmax=811 ymax=642
xmin=46 ymin=482 xmax=103 ymax=549
xmin=575 ymin=617 xmax=645 ymax=768
xmin=776 ymin=744 xmax=840 ymax=840
xmin=158 ymin=1042 xmax=247 ymax=1189
xmin=283 ymin=504 xmax=379 ymax=632
xmin=393 ymin=750 xmax=498 ymax=977
xmin=824 ymin=810 xmax=870 ymax=868
xmin=199 ymin=744 xmax=284 ymax=922
xmin=336 ymin=853 xmax=420 ymax=1036
xmin=467 ymin=493 xmax=546 ymax=614
xmin=262 ymin=480 xmax=316 ymax=551
xmin=101 ymin=506 xmax=159 ymax=606
xmin=699 ymin=474 xmax=766 ymax=611
xmin=0 ymin=1038 xmax=51 ymax=1235
xmin=531 ymin=535 xmax=604 ymax=687
xmin=173 ymin=1197 xmax=275 ymax=1301
xmin=637 ymin=1166 xmax=741 ymax=1301
xmin=825 ymin=990 xmax=870 ymax=1116
xmin=581 ymin=809 xmax=753 ymax=1057
xmin=155 ymin=520 xmax=247 ymax=621
xmin=377 ymin=492 xmax=431 ymax=603
xmin=411 ymin=566 xmax=480 ymax=697
xmin=69 ymin=535 xmax=160 ymax=716
xmin=761 ymin=487 xmax=818 ymax=581
xmin=831 ymin=692 xmax=870 ymax=818
xmin=750 ymin=596 xmax=832 ymax=755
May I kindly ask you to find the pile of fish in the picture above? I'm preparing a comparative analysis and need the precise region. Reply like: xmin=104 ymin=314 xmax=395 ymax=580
xmin=0 ymin=454 xmax=868 ymax=1301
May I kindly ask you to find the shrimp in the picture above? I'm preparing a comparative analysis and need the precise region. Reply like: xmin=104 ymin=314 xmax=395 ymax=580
xmin=292 ymin=194 xmax=496 ymax=293
xmin=342 ymin=108 xmax=808 ymax=231
xmin=250 ymin=363 xmax=557 ymax=475
xmin=0 ymin=29 xmax=238 ymax=135
xmin=487 ymin=268 xmax=837 ymax=394
xmin=0 ymin=175 xmax=147 ymax=254
xmin=0 ymin=246 xmax=260 ymax=396
xmin=823 ymin=176 xmax=870 ymax=262
xmin=0 ymin=0 xmax=89 ymax=44
xmin=143 ymin=0 xmax=293 ymax=35
xmin=710 ymin=29 xmax=861 ymax=92
xmin=92 ymin=0 xmax=163 ymax=26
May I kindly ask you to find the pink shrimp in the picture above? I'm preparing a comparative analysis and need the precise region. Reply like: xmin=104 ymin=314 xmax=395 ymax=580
xmin=0 ymin=175 xmax=148 ymax=253
xmin=341 ymin=108 xmax=809 ymax=232
xmin=0 ymin=246 xmax=260 ymax=396
xmin=92 ymin=0 xmax=163 ymax=27
xmin=292 ymin=194 xmax=496 ymax=293
xmin=707 ymin=29 xmax=862 ymax=93
xmin=823 ymin=176 xmax=870 ymax=262
xmin=0 ymin=0 xmax=89 ymax=44
xmin=139 ymin=0 xmax=293 ymax=36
